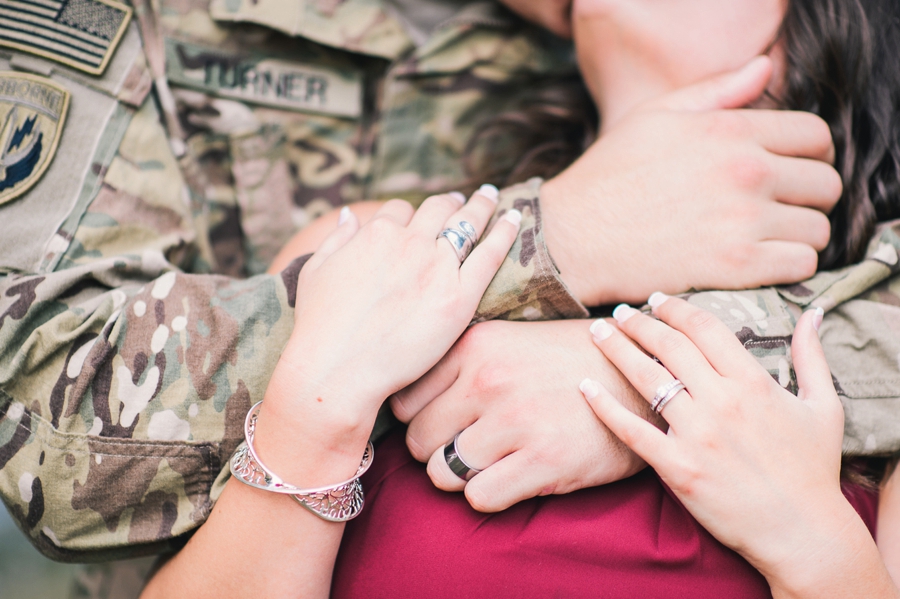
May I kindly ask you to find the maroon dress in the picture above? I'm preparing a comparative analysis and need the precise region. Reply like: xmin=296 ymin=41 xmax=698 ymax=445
xmin=332 ymin=429 xmax=878 ymax=598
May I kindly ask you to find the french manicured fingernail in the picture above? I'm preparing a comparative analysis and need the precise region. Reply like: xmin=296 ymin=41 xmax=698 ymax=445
xmin=812 ymin=306 xmax=824 ymax=333
xmin=338 ymin=206 xmax=351 ymax=225
xmin=502 ymin=208 xmax=522 ymax=227
xmin=478 ymin=184 xmax=500 ymax=202
xmin=613 ymin=304 xmax=638 ymax=323
xmin=648 ymin=292 xmax=669 ymax=310
xmin=579 ymin=378 xmax=600 ymax=400
xmin=590 ymin=318 xmax=612 ymax=341
xmin=448 ymin=191 xmax=466 ymax=204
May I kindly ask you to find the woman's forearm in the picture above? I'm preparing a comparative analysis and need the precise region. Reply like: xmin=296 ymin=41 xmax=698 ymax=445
xmin=141 ymin=341 xmax=378 ymax=599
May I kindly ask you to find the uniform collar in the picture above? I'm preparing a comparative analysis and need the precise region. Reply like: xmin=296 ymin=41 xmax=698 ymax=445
xmin=207 ymin=0 xmax=574 ymax=76
xmin=207 ymin=0 xmax=415 ymax=60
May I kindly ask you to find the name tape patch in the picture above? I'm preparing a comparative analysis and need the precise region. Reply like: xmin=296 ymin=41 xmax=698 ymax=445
xmin=0 ymin=0 xmax=132 ymax=75
xmin=0 ymin=72 xmax=69 ymax=206
xmin=165 ymin=39 xmax=362 ymax=118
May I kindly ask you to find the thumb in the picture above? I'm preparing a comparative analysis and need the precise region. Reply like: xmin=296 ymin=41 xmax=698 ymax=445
xmin=644 ymin=55 xmax=773 ymax=112
xmin=791 ymin=307 xmax=838 ymax=403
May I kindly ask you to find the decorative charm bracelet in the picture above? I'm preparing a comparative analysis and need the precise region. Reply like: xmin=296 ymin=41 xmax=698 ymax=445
xmin=230 ymin=401 xmax=374 ymax=522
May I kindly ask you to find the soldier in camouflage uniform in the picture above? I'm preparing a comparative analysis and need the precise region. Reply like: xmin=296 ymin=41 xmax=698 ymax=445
xmin=0 ymin=0 xmax=894 ymax=595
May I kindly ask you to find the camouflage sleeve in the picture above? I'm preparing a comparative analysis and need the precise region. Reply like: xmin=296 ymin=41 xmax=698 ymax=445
xmin=474 ymin=178 xmax=590 ymax=322
xmin=685 ymin=219 xmax=900 ymax=457
xmin=0 ymin=91 xmax=305 ymax=563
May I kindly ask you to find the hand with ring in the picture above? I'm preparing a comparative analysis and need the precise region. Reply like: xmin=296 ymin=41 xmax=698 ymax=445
xmin=255 ymin=186 xmax=522 ymax=480
xmin=580 ymin=294 xmax=860 ymax=592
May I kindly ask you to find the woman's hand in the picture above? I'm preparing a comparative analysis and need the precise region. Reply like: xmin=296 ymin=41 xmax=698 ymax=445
xmin=580 ymin=295 xmax=896 ymax=598
xmin=258 ymin=188 xmax=521 ymax=482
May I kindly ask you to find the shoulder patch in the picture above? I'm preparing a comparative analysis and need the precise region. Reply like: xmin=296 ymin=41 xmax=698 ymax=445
xmin=0 ymin=0 xmax=132 ymax=75
xmin=0 ymin=72 xmax=69 ymax=206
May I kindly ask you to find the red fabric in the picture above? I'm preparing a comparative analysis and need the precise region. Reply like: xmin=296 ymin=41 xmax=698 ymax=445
xmin=332 ymin=429 xmax=878 ymax=598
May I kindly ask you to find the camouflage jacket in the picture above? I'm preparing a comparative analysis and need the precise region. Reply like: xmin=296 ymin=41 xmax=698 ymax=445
xmin=1 ymin=0 xmax=899 ymax=577
xmin=0 ymin=0 xmax=583 ymax=565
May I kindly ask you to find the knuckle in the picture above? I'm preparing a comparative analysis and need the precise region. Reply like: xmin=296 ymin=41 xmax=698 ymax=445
xmin=655 ymin=329 xmax=689 ymax=357
xmin=470 ymin=365 xmax=508 ymax=397
xmin=793 ymin=245 xmax=819 ymax=280
xmin=390 ymin=392 xmax=414 ymax=423
xmin=366 ymin=215 xmax=397 ymax=236
xmin=810 ymin=212 xmax=832 ymax=250
xmin=721 ymin=242 xmax=757 ymax=272
xmin=727 ymin=155 xmax=772 ymax=190
xmin=824 ymin=168 xmax=844 ymax=205
xmin=405 ymin=431 xmax=432 ymax=462
xmin=683 ymin=308 xmax=718 ymax=335
xmin=465 ymin=484 xmax=499 ymax=513
xmin=707 ymin=111 xmax=752 ymax=139
xmin=631 ymin=365 xmax=661 ymax=393
xmin=426 ymin=459 xmax=458 ymax=491
xmin=806 ymin=114 xmax=835 ymax=155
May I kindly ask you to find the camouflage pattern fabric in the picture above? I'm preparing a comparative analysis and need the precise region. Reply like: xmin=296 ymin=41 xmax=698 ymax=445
xmin=0 ymin=2 xmax=899 ymax=596
xmin=0 ymin=0 xmax=583 ymax=569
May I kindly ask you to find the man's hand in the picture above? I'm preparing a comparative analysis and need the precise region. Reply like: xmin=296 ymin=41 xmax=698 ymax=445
xmin=542 ymin=57 xmax=842 ymax=306
xmin=390 ymin=319 xmax=654 ymax=512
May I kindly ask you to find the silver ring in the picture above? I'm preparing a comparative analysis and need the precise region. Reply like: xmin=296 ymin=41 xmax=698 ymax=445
xmin=457 ymin=220 xmax=477 ymax=244
xmin=651 ymin=379 xmax=686 ymax=414
xmin=444 ymin=432 xmax=481 ymax=481
xmin=438 ymin=225 xmax=475 ymax=263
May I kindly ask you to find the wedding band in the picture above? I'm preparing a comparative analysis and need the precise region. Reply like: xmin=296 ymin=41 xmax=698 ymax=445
xmin=438 ymin=221 xmax=477 ymax=263
xmin=651 ymin=379 xmax=686 ymax=414
xmin=444 ymin=432 xmax=482 ymax=481
xmin=457 ymin=220 xmax=477 ymax=244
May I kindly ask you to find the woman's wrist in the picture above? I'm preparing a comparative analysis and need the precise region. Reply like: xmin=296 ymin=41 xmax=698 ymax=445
xmin=754 ymin=493 xmax=896 ymax=599
xmin=249 ymin=336 xmax=384 ymax=485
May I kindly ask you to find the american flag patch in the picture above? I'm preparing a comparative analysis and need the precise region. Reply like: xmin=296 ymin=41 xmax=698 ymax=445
xmin=0 ymin=0 xmax=131 ymax=75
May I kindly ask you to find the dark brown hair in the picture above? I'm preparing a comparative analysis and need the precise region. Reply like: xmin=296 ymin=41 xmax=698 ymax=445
xmin=466 ymin=0 xmax=900 ymax=268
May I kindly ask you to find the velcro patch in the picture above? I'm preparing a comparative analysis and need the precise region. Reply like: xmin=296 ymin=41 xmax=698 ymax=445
xmin=0 ymin=0 xmax=132 ymax=75
xmin=0 ymin=72 xmax=69 ymax=206
xmin=165 ymin=39 xmax=362 ymax=119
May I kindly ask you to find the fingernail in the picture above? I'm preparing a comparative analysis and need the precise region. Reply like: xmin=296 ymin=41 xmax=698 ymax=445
xmin=478 ymin=184 xmax=500 ymax=202
xmin=338 ymin=206 xmax=350 ymax=225
xmin=590 ymin=318 xmax=613 ymax=341
xmin=648 ymin=292 xmax=669 ymax=310
xmin=812 ymin=306 xmax=824 ymax=333
xmin=613 ymin=304 xmax=638 ymax=323
xmin=502 ymin=208 xmax=522 ymax=227
xmin=448 ymin=191 xmax=466 ymax=204
xmin=579 ymin=378 xmax=600 ymax=400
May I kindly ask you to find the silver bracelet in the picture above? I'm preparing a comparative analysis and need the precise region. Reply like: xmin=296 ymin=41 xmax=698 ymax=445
xmin=229 ymin=401 xmax=374 ymax=522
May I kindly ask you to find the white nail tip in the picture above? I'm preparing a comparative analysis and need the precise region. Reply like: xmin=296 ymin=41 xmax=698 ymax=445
xmin=648 ymin=292 xmax=669 ymax=309
xmin=479 ymin=184 xmax=500 ymax=200
xmin=591 ymin=319 xmax=612 ymax=340
xmin=448 ymin=191 xmax=467 ymax=204
xmin=612 ymin=304 xmax=636 ymax=323
xmin=579 ymin=378 xmax=600 ymax=399
xmin=338 ymin=206 xmax=350 ymax=225
xmin=812 ymin=306 xmax=824 ymax=332
xmin=503 ymin=209 xmax=522 ymax=226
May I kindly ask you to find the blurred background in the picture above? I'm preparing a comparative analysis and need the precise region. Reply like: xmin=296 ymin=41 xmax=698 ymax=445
xmin=0 ymin=504 xmax=77 ymax=599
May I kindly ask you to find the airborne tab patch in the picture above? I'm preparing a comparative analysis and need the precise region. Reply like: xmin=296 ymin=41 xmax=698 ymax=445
xmin=0 ymin=0 xmax=132 ymax=75
xmin=0 ymin=72 xmax=69 ymax=206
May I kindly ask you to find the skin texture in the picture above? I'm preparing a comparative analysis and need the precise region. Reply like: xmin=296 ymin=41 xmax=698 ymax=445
xmin=142 ymin=191 xmax=520 ymax=599
xmin=398 ymin=58 xmax=840 ymax=513
xmin=582 ymin=297 xmax=900 ymax=598
xmin=269 ymin=0 xmax=842 ymax=515
xmin=391 ymin=319 xmax=654 ymax=511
